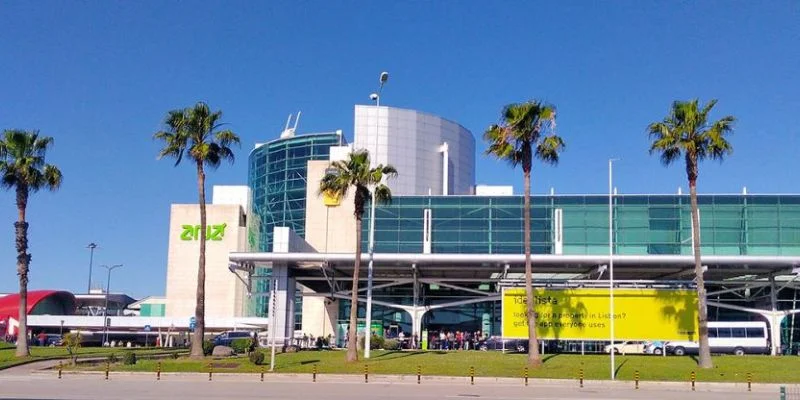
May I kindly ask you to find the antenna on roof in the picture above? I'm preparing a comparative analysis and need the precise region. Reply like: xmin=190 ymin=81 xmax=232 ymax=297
xmin=280 ymin=111 xmax=302 ymax=139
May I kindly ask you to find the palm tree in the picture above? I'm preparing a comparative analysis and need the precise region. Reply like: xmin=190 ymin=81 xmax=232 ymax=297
xmin=154 ymin=102 xmax=240 ymax=359
xmin=319 ymin=149 xmax=397 ymax=362
xmin=0 ymin=130 xmax=63 ymax=357
xmin=648 ymin=99 xmax=734 ymax=369
xmin=484 ymin=101 xmax=565 ymax=367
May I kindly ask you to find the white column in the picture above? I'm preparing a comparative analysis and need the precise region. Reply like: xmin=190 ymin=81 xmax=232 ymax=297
xmin=439 ymin=143 xmax=449 ymax=195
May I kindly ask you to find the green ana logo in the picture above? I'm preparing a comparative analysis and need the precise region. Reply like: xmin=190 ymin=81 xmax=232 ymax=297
xmin=180 ymin=223 xmax=227 ymax=241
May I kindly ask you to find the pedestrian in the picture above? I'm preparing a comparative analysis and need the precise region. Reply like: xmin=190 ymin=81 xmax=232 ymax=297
xmin=37 ymin=331 xmax=47 ymax=347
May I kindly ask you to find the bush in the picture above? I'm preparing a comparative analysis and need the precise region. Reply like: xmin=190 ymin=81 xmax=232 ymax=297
xmin=383 ymin=339 xmax=401 ymax=350
xmin=63 ymin=333 xmax=81 ymax=365
xmin=107 ymin=353 xmax=119 ymax=363
xmin=123 ymin=352 xmax=137 ymax=365
xmin=249 ymin=350 xmax=265 ymax=365
xmin=171 ymin=352 xmax=180 ymax=360
xmin=358 ymin=334 xmax=384 ymax=350
xmin=231 ymin=338 xmax=255 ymax=354
xmin=203 ymin=340 xmax=215 ymax=356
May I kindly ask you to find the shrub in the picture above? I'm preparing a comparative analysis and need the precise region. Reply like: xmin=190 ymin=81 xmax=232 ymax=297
xmin=202 ymin=340 xmax=215 ymax=356
xmin=63 ymin=333 xmax=81 ymax=365
xmin=249 ymin=350 xmax=265 ymax=365
xmin=107 ymin=353 xmax=119 ymax=363
xmin=358 ymin=334 xmax=384 ymax=350
xmin=231 ymin=338 xmax=254 ymax=354
xmin=383 ymin=339 xmax=401 ymax=350
xmin=171 ymin=352 xmax=180 ymax=360
xmin=123 ymin=352 xmax=137 ymax=365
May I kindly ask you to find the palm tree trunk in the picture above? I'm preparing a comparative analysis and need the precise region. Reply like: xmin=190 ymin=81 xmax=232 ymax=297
xmin=14 ymin=185 xmax=30 ymax=358
xmin=523 ymin=169 xmax=542 ymax=366
xmin=190 ymin=161 xmax=207 ymax=359
xmin=688 ymin=158 xmax=712 ymax=369
xmin=346 ymin=216 xmax=363 ymax=362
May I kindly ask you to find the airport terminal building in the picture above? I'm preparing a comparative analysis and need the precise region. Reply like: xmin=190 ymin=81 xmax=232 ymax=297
xmin=159 ymin=104 xmax=800 ymax=355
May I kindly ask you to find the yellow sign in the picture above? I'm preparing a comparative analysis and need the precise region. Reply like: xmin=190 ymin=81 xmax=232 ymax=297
xmin=501 ymin=288 xmax=698 ymax=341
xmin=322 ymin=190 xmax=340 ymax=207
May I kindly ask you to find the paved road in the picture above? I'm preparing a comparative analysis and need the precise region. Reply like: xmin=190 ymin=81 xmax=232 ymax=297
xmin=0 ymin=373 xmax=787 ymax=400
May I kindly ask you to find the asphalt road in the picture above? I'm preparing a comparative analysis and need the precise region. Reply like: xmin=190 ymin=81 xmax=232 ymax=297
xmin=0 ymin=373 xmax=786 ymax=400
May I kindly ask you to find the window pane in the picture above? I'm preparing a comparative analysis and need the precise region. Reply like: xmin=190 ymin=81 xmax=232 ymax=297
xmin=717 ymin=328 xmax=732 ymax=338
xmin=708 ymin=328 xmax=718 ymax=338
xmin=745 ymin=328 xmax=764 ymax=338
xmin=731 ymin=328 xmax=746 ymax=338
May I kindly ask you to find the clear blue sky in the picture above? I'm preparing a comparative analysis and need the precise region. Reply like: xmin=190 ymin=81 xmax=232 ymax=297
xmin=1 ymin=1 xmax=798 ymax=298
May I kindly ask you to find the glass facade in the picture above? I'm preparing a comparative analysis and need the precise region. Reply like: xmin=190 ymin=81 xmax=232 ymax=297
xmin=247 ymin=132 xmax=343 ymax=317
xmin=362 ymin=194 xmax=800 ymax=256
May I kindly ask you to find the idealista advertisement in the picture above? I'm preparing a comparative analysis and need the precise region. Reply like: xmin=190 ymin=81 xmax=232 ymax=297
xmin=501 ymin=287 xmax=698 ymax=341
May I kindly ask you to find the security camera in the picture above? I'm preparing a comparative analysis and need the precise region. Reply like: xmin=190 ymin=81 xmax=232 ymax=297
xmin=370 ymin=93 xmax=379 ymax=101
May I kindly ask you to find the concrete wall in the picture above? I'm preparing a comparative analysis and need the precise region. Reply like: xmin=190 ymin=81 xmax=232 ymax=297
xmin=304 ymin=160 xmax=357 ymax=253
xmin=164 ymin=204 xmax=247 ymax=318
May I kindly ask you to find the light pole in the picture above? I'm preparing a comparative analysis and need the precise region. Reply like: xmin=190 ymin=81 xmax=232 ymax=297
xmin=86 ymin=243 xmax=97 ymax=293
xmin=365 ymin=71 xmax=388 ymax=359
xmin=101 ymin=264 xmax=123 ymax=346
xmin=608 ymin=158 xmax=618 ymax=380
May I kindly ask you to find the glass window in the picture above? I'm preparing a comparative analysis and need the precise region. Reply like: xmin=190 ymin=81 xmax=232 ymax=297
xmin=745 ymin=327 xmax=764 ymax=338
xmin=708 ymin=328 xmax=718 ymax=338
xmin=716 ymin=328 xmax=732 ymax=338
xmin=731 ymin=328 xmax=746 ymax=338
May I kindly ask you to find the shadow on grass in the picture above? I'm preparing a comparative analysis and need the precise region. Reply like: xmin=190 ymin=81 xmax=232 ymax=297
xmin=542 ymin=354 xmax=560 ymax=364
xmin=689 ymin=355 xmax=699 ymax=364
xmin=615 ymin=358 xmax=628 ymax=377
xmin=368 ymin=351 xmax=440 ymax=363
xmin=300 ymin=359 xmax=320 ymax=365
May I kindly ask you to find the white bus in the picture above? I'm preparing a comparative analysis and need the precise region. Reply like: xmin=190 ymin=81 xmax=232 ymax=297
xmin=665 ymin=321 xmax=769 ymax=356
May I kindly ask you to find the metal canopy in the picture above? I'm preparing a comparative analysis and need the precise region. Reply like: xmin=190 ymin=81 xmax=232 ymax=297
xmin=229 ymin=252 xmax=800 ymax=283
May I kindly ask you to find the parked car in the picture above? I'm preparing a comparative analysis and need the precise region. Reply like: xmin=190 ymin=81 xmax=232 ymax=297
xmin=212 ymin=331 xmax=253 ymax=347
xmin=477 ymin=337 xmax=527 ymax=352
xmin=604 ymin=341 xmax=647 ymax=354
xmin=45 ymin=334 xmax=63 ymax=346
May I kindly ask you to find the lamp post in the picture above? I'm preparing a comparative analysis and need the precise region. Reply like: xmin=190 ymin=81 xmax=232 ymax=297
xmin=608 ymin=159 xmax=618 ymax=380
xmin=86 ymin=243 xmax=97 ymax=293
xmin=365 ymin=71 xmax=389 ymax=359
xmin=101 ymin=264 xmax=123 ymax=346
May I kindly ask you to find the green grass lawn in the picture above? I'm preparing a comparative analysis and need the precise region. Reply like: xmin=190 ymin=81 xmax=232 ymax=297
xmin=0 ymin=346 xmax=185 ymax=369
xmin=81 ymin=350 xmax=800 ymax=383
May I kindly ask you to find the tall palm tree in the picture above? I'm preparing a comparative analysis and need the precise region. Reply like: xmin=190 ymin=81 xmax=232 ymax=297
xmin=484 ymin=101 xmax=565 ymax=367
xmin=648 ymin=99 xmax=734 ymax=369
xmin=319 ymin=149 xmax=397 ymax=362
xmin=0 ymin=130 xmax=63 ymax=357
xmin=154 ymin=102 xmax=240 ymax=358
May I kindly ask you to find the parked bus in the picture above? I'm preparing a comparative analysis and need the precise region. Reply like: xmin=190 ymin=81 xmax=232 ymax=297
xmin=665 ymin=321 xmax=769 ymax=356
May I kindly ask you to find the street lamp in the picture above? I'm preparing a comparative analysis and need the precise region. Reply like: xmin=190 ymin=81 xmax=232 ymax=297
xmin=101 ymin=264 xmax=123 ymax=346
xmin=365 ymin=71 xmax=388 ymax=359
xmin=86 ymin=243 xmax=97 ymax=293
xmin=608 ymin=159 xmax=618 ymax=380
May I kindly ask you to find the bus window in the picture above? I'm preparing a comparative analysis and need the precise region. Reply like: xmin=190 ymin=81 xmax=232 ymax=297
xmin=708 ymin=328 xmax=718 ymax=338
xmin=717 ymin=328 xmax=733 ymax=338
xmin=745 ymin=327 xmax=765 ymax=338
xmin=731 ymin=328 xmax=746 ymax=338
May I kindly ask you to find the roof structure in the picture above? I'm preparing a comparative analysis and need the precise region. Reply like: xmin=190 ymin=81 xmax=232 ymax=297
xmin=0 ymin=290 xmax=77 ymax=320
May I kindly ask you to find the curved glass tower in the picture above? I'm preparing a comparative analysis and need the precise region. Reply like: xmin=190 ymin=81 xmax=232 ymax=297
xmin=248 ymin=131 xmax=344 ymax=252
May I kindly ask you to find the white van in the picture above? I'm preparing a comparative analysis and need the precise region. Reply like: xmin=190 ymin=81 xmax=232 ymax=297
xmin=665 ymin=321 xmax=769 ymax=356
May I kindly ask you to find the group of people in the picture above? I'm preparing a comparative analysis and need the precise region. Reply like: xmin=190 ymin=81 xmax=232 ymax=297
xmin=430 ymin=330 xmax=484 ymax=350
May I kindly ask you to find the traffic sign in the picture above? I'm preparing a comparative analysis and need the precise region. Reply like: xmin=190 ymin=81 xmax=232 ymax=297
xmin=189 ymin=317 xmax=196 ymax=331
xmin=144 ymin=325 xmax=151 ymax=332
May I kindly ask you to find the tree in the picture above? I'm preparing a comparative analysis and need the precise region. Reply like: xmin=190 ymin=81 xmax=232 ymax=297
xmin=647 ymin=99 xmax=735 ymax=369
xmin=154 ymin=102 xmax=240 ymax=358
xmin=484 ymin=102 xmax=564 ymax=367
xmin=0 ymin=129 xmax=63 ymax=358
xmin=318 ymin=149 xmax=397 ymax=362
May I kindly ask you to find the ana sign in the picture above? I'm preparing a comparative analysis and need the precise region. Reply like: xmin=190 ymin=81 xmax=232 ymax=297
xmin=180 ymin=224 xmax=227 ymax=241
xmin=501 ymin=287 xmax=698 ymax=341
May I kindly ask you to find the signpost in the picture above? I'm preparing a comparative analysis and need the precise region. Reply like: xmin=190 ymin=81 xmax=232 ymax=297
xmin=189 ymin=317 xmax=196 ymax=332
xmin=144 ymin=325 xmax=151 ymax=347
xmin=501 ymin=287 xmax=699 ymax=341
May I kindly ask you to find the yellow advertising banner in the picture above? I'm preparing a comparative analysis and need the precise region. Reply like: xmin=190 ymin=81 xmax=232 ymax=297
xmin=501 ymin=288 xmax=698 ymax=341
xmin=322 ymin=190 xmax=341 ymax=207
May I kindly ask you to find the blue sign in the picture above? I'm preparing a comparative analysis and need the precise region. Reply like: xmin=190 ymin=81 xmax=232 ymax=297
xmin=189 ymin=317 xmax=196 ymax=331
xmin=144 ymin=325 xmax=151 ymax=332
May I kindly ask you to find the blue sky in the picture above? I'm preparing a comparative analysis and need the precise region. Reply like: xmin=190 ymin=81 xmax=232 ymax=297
xmin=1 ymin=1 xmax=798 ymax=297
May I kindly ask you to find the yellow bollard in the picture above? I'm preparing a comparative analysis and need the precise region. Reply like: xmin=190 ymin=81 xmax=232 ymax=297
xmin=470 ymin=366 xmax=475 ymax=385
xmin=417 ymin=365 xmax=421 ymax=385
xmin=208 ymin=363 xmax=213 ymax=381
xmin=690 ymin=371 xmax=696 ymax=391
xmin=260 ymin=366 xmax=265 ymax=382
xmin=105 ymin=362 xmax=109 ymax=381
xmin=364 ymin=364 xmax=369 ymax=383
xmin=157 ymin=362 xmax=161 ymax=381
xmin=524 ymin=367 xmax=528 ymax=386
xmin=58 ymin=361 xmax=63 ymax=379
xmin=313 ymin=364 xmax=317 ymax=383
xmin=635 ymin=370 xmax=640 ymax=390
xmin=747 ymin=372 xmax=752 ymax=392
xmin=579 ymin=367 xmax=584 ymax=388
